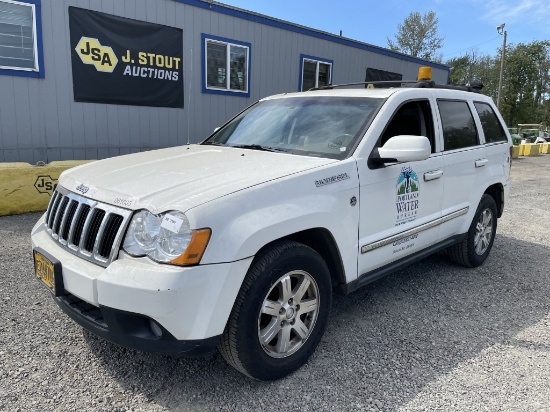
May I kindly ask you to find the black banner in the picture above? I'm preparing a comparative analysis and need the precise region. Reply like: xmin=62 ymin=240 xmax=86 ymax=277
xmin=69 ymin=7 xmax=183 ymax=108
xmin=365 ymin=68 xmax=403 ymax=88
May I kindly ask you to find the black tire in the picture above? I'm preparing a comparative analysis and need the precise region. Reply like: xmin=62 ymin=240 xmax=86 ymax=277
xmin=218 ymin=240 xmax=332 ymax=380
xmin=448 ymin=194 xmax=498 ymax=268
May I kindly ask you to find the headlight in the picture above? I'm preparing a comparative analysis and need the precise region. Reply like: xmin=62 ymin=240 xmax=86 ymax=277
xmin=122 ymin=210 xmax=211 ymax=265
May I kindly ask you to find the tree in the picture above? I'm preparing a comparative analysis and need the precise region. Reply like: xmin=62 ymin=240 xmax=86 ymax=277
xmin=447 ymin=50 xmax=498 ymax=94
xmin=445 ymin=41 xmax=550 ymax=127
xmin=387 ymin=11 xmax=444 ymax=60
xmin=499 ymin=41 xmax=550 ymax=126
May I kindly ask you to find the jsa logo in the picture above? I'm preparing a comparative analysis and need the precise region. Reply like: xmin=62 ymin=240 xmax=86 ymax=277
xmin=75 ymin=37 xmax=118 ymax=73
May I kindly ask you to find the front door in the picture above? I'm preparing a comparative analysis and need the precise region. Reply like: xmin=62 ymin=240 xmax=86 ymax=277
xmin=356 ymin=99 xmax=444 ymax=277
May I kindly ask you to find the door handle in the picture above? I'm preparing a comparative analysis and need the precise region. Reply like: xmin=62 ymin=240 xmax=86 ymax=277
xmin=424 ymin=170 xmax=443 ymax=181
xmin=475 ymin=158 xmax=488 ymax=168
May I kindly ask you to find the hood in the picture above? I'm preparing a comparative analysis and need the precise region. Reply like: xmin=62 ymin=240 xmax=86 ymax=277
xmin=59 ymin=145 xmax=336 ymax=213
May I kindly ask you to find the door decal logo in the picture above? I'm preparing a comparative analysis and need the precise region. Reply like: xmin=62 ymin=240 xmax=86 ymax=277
xmin=395 ymin=166 xmax=420 ymax=225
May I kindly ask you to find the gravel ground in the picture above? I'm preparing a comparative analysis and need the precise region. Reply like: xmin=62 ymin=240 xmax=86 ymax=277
xmin=1 ymin=155 xmax=549 ymax=412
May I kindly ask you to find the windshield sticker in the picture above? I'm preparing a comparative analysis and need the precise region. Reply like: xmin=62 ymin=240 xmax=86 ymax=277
xmin=315 ymin=173 xmax=350 ymax=187
xmin=328 ymin=140 xmax=343 ymax=149
xmin=161 ymin=214 xmax=184 ymax=233
xmin=395 ymin=166 xmax=419 ymax=225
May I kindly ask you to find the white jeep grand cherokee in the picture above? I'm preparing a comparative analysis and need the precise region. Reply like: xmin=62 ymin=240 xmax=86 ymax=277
xmin=32 ymin=73 xmax=512 ymax=380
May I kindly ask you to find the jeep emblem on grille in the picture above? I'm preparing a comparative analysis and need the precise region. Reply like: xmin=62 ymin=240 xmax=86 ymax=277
xmin=76 ymin=184 xmax=89 ymax=194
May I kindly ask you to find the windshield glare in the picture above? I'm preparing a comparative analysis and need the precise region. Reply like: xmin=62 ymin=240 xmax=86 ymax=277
xmin=203 ymin=96 xmax=382 ymax=159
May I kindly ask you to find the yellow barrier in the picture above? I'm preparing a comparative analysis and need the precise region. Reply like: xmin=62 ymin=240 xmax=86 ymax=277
xmin=0 ymin=161 xmax=94 ymax=216
xmin=511 ymin=145 xmax=520 ymax=159
xmin=541 ymin=143 xmax=550 ymax=154
xmin=523 ymin=144 xmax=539 ymax=157
xmin=518 ymin=144 xmax=526 ymax=156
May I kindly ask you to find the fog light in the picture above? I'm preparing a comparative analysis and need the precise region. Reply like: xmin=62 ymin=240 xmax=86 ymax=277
xmin=150 ymin=320 xmax=163 ymax=337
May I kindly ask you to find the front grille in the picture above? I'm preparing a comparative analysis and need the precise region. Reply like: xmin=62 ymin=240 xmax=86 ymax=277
xmin=44 ymin=186 xmax=133 ymax=267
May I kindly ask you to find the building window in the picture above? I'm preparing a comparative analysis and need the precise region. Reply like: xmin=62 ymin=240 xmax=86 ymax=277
xmin=0 ymin=0 xmax=43 ymax=77
xmin=202 ymin=34 xmax=250 ymax=96
xmin=300 ymin=55 xmax=332 ymax=91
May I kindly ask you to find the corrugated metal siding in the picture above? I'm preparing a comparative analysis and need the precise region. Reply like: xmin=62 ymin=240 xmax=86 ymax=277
xmin=0 ymin=0 xmax=449 ymax=163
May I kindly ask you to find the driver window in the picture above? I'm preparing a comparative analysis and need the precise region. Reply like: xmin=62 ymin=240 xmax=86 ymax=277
xmin=380 ymin=100 xmax=436 ymax=153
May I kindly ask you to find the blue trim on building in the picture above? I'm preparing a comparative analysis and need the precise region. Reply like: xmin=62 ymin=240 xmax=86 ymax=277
xmin=201 ymin=33 xmax=251 ymax=97
xmin=0 ymin=0 xmax=45 ymax=79
xmin=298 ymin=54 xmax=333 ymax=92
xmin=176 ymin=0 xmax=449 ymax=72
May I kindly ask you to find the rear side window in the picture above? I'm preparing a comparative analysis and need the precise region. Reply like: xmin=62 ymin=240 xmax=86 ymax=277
xmin=438 ymin=100 xmax=479 ymax=151
xmin=474 ymin=102 xmax=507 ymax=143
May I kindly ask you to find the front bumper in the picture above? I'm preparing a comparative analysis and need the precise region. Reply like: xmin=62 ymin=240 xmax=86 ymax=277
xmin=53 ymin=292 xmax=220 ymax=356
xmin=31 ymin=215 xmax=253 ymax=349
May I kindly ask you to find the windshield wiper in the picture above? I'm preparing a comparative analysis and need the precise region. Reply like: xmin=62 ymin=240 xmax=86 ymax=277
xmin=228 ymin=144 xmax=288 ymax=153
xmin=201 ymin=141 xmax=227 ymax=146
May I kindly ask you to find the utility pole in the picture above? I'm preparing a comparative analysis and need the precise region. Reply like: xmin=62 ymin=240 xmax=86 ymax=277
xmin=497 ymin=23 xmax=507 ymax=109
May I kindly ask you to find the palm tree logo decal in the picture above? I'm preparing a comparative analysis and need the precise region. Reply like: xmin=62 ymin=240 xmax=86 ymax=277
xmin=396 ymin=166 xmax=420 ymax=224
xmin=397 ymin=166 xmax=419 ymax=195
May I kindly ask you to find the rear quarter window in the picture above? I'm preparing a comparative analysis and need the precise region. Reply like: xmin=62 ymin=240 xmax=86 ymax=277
xmin=474 ymin=102 xmax=507 ymax=143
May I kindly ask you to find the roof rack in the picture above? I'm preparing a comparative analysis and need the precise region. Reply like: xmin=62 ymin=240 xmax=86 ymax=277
xmin=309 ymin=80 xmax=484 ymax=93
xmin=308 ymin=66 xmax=484 ymax=93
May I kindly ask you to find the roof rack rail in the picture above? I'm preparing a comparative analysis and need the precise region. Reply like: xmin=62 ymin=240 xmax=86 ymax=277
xmin=309 ymin=80 xmax=484 ymax=93
xmin=308 ymin=80 xmax=418 ymax=91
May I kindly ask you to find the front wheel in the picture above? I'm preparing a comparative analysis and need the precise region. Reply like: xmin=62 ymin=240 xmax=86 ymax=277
xmin=448 ymin=194 xmax=498 ymax=268
xmin=218 ymin=240 xmax=332 ymax=380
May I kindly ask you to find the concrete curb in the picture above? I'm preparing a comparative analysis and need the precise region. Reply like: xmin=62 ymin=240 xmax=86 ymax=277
xmin=0 ymin=161 xmax=94 ymax=216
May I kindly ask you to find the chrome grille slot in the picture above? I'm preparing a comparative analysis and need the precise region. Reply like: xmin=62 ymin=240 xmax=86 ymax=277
xmin=83 ymin=209 xmax=105 ymax=253
xmin=60 ymin=200 xmax=78 ymax=242
xmin=52 ymin=197 xmax=69 ymax=237
xmin=47 ymin=192 xmax=62 ymax=229
xmin=45 ymin=191 xmax=59 ymax=224
xmin=97 ymin=214 xmax=124 ymax=259
xmin=43 ymin=186 xmax=133 ymax=267
xmin=70 ymin=204 xmax=90 ymax=248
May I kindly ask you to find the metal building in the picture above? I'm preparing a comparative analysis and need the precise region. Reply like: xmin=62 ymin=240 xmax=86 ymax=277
xmin=0 ymin=0 xmax=449 ymax=164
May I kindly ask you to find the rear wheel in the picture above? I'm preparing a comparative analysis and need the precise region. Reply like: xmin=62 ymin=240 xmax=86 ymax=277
xmin=448 ymin=194 xmax=498 ymax=267
xmin=219 ymin=240 xmax=332 ymax=380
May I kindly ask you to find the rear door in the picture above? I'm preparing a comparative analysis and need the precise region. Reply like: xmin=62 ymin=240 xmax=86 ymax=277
xmin=473 ymin=101 xmax=512 ymax=188
xmin=436 ymin=98 xmax=487 ymax=239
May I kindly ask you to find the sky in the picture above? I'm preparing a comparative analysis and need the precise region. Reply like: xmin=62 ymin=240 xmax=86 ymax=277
xmin=220 ymin=0 xmax=550 ymax=62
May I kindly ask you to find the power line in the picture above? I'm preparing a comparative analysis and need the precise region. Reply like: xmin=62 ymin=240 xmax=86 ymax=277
xmin=442 ymin=36 xmax=501 ymax=60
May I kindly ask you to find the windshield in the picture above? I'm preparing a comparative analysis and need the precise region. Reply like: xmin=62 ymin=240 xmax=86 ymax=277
xmin=202 ymin=96 xmax=382 ymax=159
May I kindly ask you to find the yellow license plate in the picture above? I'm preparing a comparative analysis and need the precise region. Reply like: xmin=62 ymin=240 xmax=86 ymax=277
xmin=34 ymin=250 xmax=56 ymax=293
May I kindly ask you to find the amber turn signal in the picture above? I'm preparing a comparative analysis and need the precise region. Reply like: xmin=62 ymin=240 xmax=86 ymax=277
xmin=169 ymin=228 xmax=211 ymax=266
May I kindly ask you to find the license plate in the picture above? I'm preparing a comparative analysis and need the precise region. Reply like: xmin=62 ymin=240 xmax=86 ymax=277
xmin=33 ymin=249 xmax=62 ymax=295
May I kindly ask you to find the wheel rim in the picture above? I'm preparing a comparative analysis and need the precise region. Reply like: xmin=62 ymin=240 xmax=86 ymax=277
xmin=474 ymin=207 xmax=494 ymax=255
xmin=257 ymin=270 xmax=320 ymax=358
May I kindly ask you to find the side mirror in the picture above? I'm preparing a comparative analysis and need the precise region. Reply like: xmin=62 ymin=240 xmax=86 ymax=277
xmin=372 ymin=135 xmax=431 ymax=164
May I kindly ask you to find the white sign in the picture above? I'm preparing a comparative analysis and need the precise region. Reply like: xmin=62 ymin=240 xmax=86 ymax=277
xmin=161 ymin=214 xmax=184 ymax=233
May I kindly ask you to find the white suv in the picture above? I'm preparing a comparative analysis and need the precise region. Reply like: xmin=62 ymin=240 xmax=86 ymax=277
xmin=31 ymin=74 xmax=512 ymax=380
